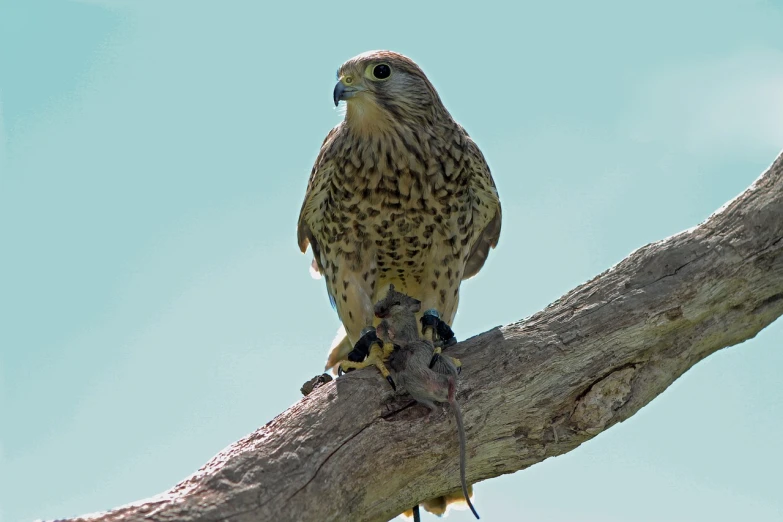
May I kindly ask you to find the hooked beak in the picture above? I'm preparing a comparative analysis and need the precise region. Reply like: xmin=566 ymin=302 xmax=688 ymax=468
xmin=333 ymin=80 xmax=359 ymax=106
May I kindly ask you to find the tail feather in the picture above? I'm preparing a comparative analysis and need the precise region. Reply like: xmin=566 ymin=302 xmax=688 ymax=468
xmin=309 ymin=257 xmax=322 ymax=279
xmin=421 ymin=487 xmax=476 ymax=517
xmin=325 ymin=326 xmax=353 ymax=373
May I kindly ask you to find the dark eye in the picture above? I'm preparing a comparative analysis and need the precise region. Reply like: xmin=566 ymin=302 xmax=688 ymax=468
xmin=373 ymin=64 xmax=391 ymax=79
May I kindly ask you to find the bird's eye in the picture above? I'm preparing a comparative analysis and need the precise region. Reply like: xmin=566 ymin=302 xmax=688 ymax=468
xmin=366 ymin=63 xmax=392 ymax=81
xmin=373 ymin=64 xmax=391 ymax=79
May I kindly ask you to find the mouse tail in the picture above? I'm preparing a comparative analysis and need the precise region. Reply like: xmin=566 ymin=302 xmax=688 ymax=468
xmin=453 ymin=402 xmax=480 ymax=519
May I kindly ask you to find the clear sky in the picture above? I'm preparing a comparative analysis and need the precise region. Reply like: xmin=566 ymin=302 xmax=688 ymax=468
xmin=1 ymin=1 xmax=782 ymax=521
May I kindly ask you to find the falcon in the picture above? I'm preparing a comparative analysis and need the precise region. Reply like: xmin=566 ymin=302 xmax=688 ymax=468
xmin=297 ymin=50 xmax=501 ymax=519
xmin=297 ymin=50 xmax=501 ymax=377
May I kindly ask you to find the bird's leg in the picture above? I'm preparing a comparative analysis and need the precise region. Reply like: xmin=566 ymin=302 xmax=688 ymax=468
xmin=338 ymin=327 xmax=397 ymax=390
xmin=343 ymin=327 xmax=378 ymax=365
xmin=435 ymin=318 xmax=461 ymax=373
xmin=421 ymin=309 xmax=444 ymax=368
xmin=436 ymin=318 xmax=457 ymax=348
xmin=371 ymin=340 xmax=397 ymax=390
xmin=421 ymin=309 xmax=439 ymax=343
xmin=420 ymin=309 xmax=460 ymax=370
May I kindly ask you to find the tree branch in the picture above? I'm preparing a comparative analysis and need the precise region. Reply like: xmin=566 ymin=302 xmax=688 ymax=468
xmin=63 ymin=152 xmax=783 ymax=522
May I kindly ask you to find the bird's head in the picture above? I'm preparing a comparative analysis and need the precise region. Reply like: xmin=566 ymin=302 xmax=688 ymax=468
xmin=333 ymin=50 xmax=445 ymax=131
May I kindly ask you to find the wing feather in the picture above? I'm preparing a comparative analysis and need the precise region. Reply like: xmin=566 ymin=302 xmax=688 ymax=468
xmin=462 ymin=137 xmax=502 ymax=280
xmin=296 ymin=126 xmax=342 ymax=273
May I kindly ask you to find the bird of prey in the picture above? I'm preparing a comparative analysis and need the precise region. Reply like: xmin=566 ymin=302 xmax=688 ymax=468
xmin=297 ymin=49 xmax=501 ymax=519
xmin=297 ymin=50 xmax=501 ymax=377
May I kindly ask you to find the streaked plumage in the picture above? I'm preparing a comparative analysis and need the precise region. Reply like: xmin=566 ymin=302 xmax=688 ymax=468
xmin=297 ymin=50 xmax=501 ymax=371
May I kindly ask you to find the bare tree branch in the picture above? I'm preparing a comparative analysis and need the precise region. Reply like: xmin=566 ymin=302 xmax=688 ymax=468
xmin=64 ymin=152 xmax=783 ymax=522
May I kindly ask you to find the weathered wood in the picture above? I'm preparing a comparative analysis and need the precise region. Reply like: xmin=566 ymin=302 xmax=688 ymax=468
xmin=64 ymin=152 xmax=783 ymax=522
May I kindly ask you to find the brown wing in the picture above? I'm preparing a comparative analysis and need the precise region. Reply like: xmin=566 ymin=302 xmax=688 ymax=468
xmin=297 ymin=126 xmax=341 ymax=273
xmin=462 ymin=137 xmax=502 ymax=280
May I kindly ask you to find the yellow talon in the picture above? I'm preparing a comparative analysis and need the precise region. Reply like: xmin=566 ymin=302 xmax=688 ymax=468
xmin=428 ymin=347 xmax=463 ymax=375
xmin=339 ymin=359 xmax=373 ymax=372
xmin=423 ymin=326 xmax=437 ymax=342
xmin=338 ymin=341 xmax=397 ymax=390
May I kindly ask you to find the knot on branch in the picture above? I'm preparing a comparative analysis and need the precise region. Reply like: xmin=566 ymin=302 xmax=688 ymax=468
xmin=571 ymin=367 xmax=636 ymax=435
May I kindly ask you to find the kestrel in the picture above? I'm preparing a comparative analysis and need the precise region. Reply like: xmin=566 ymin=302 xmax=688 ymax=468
xmin=297 ymin=49 xmax=501 ymax=519
xmin=297 ymin=50 xmax=501 ymax=376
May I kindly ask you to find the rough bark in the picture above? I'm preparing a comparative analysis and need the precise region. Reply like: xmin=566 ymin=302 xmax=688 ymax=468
xmin=63 ymin=152 xmax=783 ymax=522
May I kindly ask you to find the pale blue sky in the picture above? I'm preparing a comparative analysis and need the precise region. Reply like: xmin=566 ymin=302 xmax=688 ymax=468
xmin=1 ymin=1 xmax=782 ymax=521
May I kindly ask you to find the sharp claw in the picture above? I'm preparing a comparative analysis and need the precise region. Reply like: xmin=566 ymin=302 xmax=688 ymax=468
xmin=386 ymin=375 xmax=397 ymax=390
xmin=337 ymin=366 xmax=344 ymax=376
xmin=429 ymin=353 xmax=440 ymax=369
